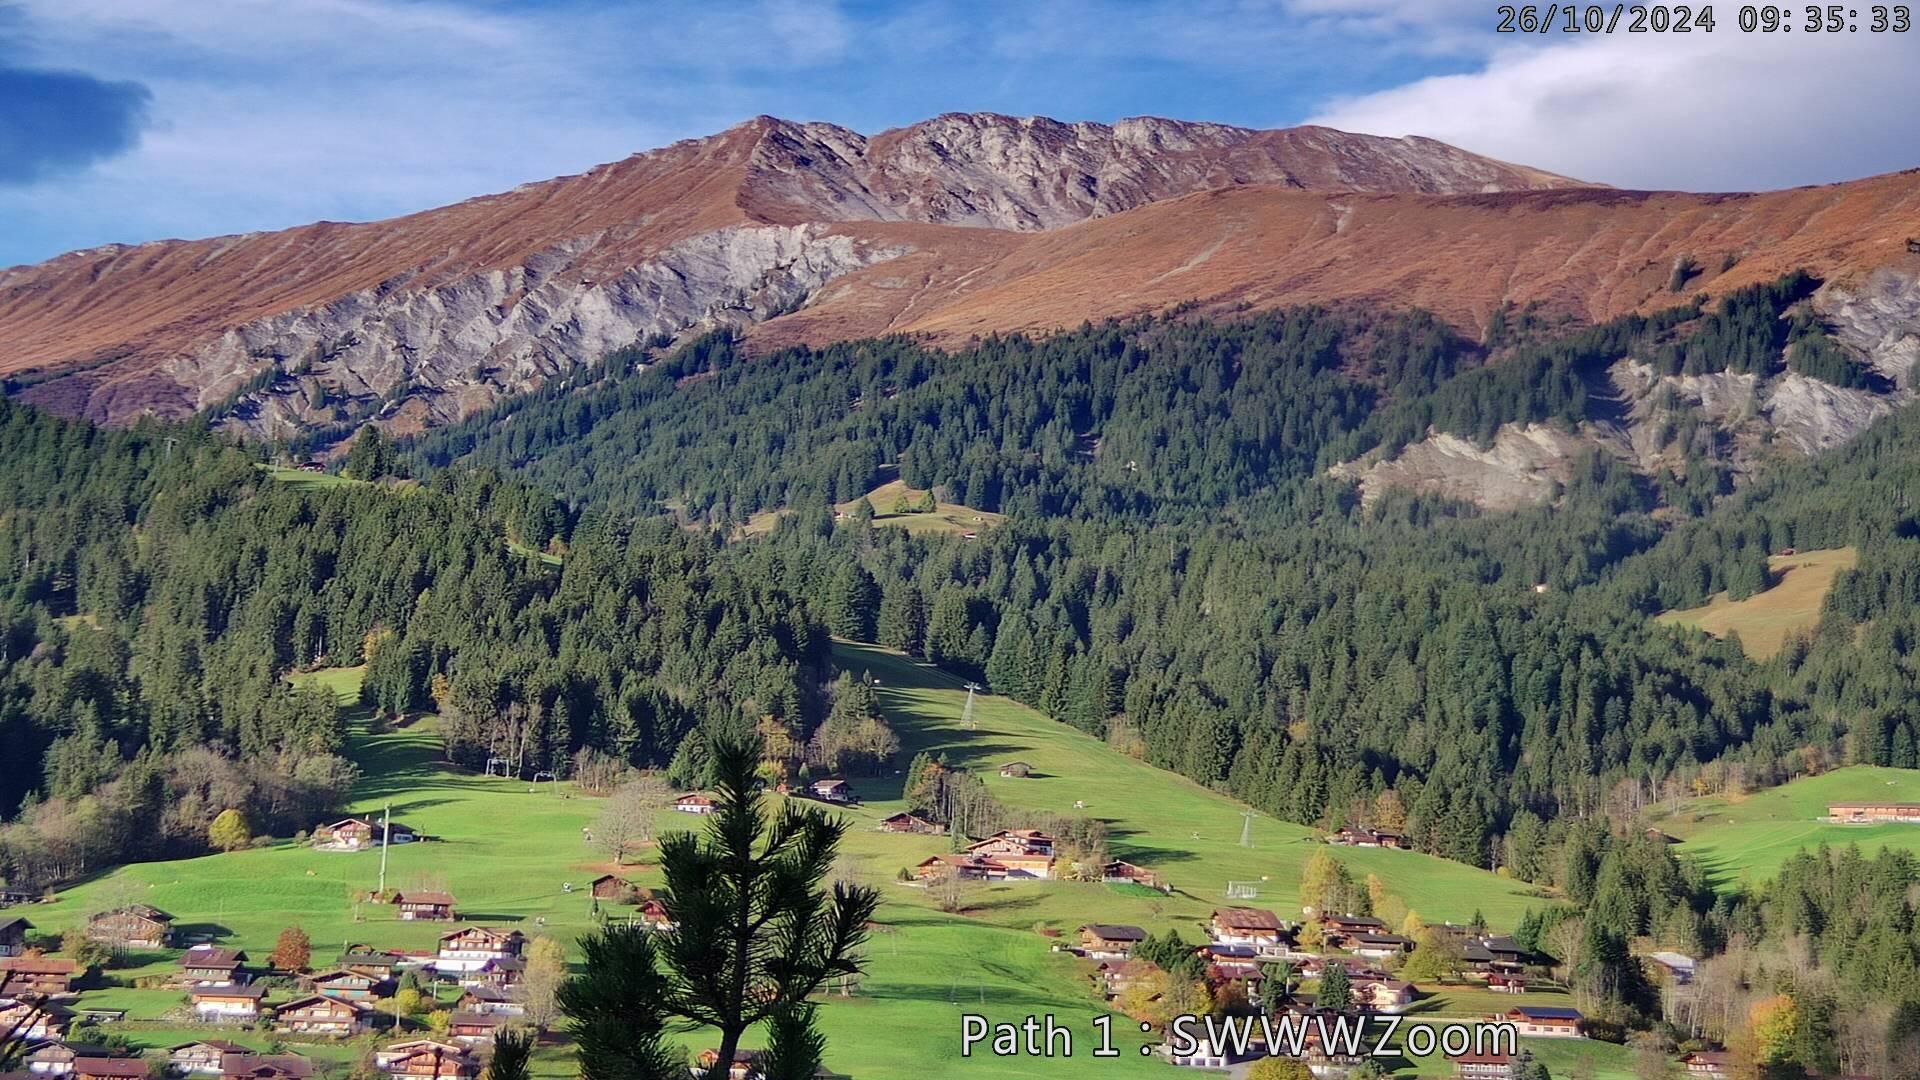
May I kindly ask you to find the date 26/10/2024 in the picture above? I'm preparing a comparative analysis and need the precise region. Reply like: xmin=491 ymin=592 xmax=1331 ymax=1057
xmin=1496 ymin=3 xmax=1911 ymax=32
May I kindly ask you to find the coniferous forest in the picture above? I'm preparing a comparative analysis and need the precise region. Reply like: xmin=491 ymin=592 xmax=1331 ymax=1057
xmin=6 ymin=276 xmax=1920 ymax=1066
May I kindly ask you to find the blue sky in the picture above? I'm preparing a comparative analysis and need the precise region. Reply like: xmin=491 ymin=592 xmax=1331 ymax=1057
xmin=3 ymin=0 xmax=1918 ymax=269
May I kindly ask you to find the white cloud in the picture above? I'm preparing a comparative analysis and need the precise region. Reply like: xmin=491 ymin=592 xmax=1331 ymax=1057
xmin=1309 ymin=29 xmax=1920 ymax=190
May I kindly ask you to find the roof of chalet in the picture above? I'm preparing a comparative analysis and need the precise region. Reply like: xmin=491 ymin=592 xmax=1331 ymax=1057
xmin=1081 ymin=924 xmax=1147 ymax=941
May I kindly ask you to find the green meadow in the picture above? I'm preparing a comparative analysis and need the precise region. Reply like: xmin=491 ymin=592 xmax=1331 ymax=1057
xmin=1649 ymin=765 xmax=1920 ymax=888
xmin=36 ymin=643 xmax=1584 ymax=1079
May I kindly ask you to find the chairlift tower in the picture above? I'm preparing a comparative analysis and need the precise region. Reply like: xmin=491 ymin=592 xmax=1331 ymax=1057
xmin=962 ymin=682 xmax=982 ymax=731
xmin=1240 ymin=808 xmax=1257 ymax=848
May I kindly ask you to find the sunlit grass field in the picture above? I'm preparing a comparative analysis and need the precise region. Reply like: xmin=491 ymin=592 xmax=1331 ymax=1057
xmin=1648 ymin=764 xmax=1920 ymax=888
xmin=1655 ymin=547 xmax=1856 ymax=660
xmin=37 ymin=643 xmax=1588 ymax=1078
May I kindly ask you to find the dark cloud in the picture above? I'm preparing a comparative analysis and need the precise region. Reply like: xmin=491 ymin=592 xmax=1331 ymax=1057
xmin=0 ymin=66 xmax=151 ymax=185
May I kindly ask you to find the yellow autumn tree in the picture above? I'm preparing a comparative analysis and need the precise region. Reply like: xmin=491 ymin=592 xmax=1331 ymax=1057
xmin=1748 ymin=994 xmax=1798 ymax=1065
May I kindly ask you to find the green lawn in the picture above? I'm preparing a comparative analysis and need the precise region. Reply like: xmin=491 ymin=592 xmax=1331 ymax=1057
xmin=1649 ymin=765 xmax=1920 ymax=887
xmin=39 ymin=645 xmax=1575 ymax=1079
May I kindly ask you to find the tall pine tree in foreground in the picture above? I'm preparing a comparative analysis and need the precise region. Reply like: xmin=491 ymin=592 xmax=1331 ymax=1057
xmin=562 ymin=735 xmax=879 ymax=1080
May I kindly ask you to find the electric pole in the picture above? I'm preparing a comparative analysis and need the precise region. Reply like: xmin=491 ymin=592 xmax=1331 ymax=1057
xmin=962 ymin=682 xmax=981 ymax=730
xmin=1240 ymin=808 xmax=1257 ymax=848
xmin=378 ymin=802 xmax=392 ymax=895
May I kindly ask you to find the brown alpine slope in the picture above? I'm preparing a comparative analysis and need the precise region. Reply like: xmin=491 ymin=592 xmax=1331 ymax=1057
xmin=0 ymin=110 xmax=1915 ymax=441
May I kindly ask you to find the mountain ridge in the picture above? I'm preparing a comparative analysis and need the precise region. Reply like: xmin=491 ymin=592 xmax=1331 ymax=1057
xmin=1 ymin=111 xmax=1916 ymax=446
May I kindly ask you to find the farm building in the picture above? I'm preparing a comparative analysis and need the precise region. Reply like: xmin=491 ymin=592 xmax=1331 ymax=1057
xmin=673 ymin=793 xmax=716 ymax=814
xmin=914 ymin=854 xmax=991 ymax=881
xmin=435 ymin=927 xmax=525 ymax=975
xmin=274 ymin=994 xmax=373 ymax=1036
xmin=1353 ymin=977 xmax=1416 ymax=1012
xmin=375 ymin=1042 xmax=469 ymax=1071
xmin=1828 ymin=801 xmax=1920 ymax=823
xmin=635 ymin=898 xmax=675 ymax=933
xmin=312 ymin=817 xmax=416 ymax=851
xmin=1501 ymin=1005 xmax=1583 ymax=1038
xmin=468 ymin=956 xmax=525 ymax=987
xmin=180 ymin=946 xmax=249 ymax=985
xmin=877 ymin=812 xmax=940 ymax=834
xmin=0 ymin=915 xmax=32 ymax=956
xmin=1092 ymin=959 xmax=1154 ymax=999
xmin=588 ymin=875 xmax=636 ymax=902
xmin=0 ymin=956 xmax=78 ymax=996
xmin=220 ymin=1053 xmax=314 ymax=1080
xmin=1100 ymin=860 xmax=1163 ymax=889
xmin=1326 ymin=826 xmax=1406 ymax=849
xmin=86 ymin=905 xmax=175 ymax=948
xmin=1681 ymin=1052 xmax=1732 ymax=1080
xmin=393 ymin=892 xmax=457 ymax=921
xmin=168 ymin=1041 xmax=253 ymax=1075
xmin=808 ymin=778 xmax=853 ymax=803
xmin=1077 ymin=924 xmax=1147 ymax=959
xmin=27 ymin=1041 xmax=86 ymax=1076
xmin=191 ymin=984 xmax=267 ymax=1021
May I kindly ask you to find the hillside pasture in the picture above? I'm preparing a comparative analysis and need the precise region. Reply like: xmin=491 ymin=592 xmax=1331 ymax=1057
xmin=34 ymin=646 xmax=1570 ymax=1080
xmin=1650 ymin=765 xmax=1920 ymax=887
xmin=1655 ymin=547 xmax=1856 ymax=659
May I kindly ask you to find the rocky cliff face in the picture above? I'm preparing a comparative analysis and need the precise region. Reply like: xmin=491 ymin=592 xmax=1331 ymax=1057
xmin=1331 ymin=268 xmax=1920 ymax=510
xmin=0 ymin=113 xmax=1589 ymax=438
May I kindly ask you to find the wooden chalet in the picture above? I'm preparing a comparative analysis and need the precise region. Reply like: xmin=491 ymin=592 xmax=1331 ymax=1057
xmin=219 ymin=1054 xmax=314 ymax=1080
xmin=1455 ymin=1051 xmax=1514 ymax=1080
xmin=456 ymin=984 xmax=525 ymax=1015
xmin=435 ymin=927 xmax=525 ymax=975
xmin=0 ymin=997 xmax=70 ymax=1040
xmin=179 ymin=946 xmax=248 ymax=985
xmin=914 ymin=853 xmax=990 ymax=881
xmin=1681 ymin=1052 xmax=1732 ymax=1080
xmin=808 ymin=778 xmax=853 ymax=803
xmin=393 ymin=892 xmax=456 ymax=921
xmin=85 ymin=905 xmax=174 ymax=949
xmin=312 ymin=818 xmax=416 ymax=851
xmin=1501 ymin=1005 xmax=1583 ymax=1038
xmin=673 ymin=793 xmax=716 ymax=815
xmin=70 ymin=1058 xmax=148 ymax=1080
xmin=374 ymin=1042 xmax=471 ymax=1071
xmin=588 ymin=875 xmax=636 ymax=902
xmin=0 ymin=956 xmax=76 ymax=996
xmin=380 ymin=1046 xmax=478 ymax=1080
xmin=273 ymin=994 xmax=372 ymax=1036
xmin=0 ymin=915 xmax=32 ymax=957
xmin=445 ymin=1010 xmax=503 ymax=1045
xmin=991 ymin=850 xmax=1056 ymax=879
xmin=469 ymin=956 xmax=526 ymax=987
xmin=311 ymin=968 xmax=383 ymax=1000
xmin=966 ymin=829 xmax=1054 ymax=857
xmin=1209 ymin=907 xmax=1286 ymax=947
xmin=1353 ymin=976 xmax=1416 ymax=1013
xmin=1091 ymin=958 xmax=1154 ymax=999
xmin=1350 ymin=933 xmax=1414 ymax=959
xmin=189 ymin=983 xmax=267 ymax=1021
xmin=168 ymin=1041 xmax=253 ymax=1075
xmin=634 ymin=898 xmax=675 ymax=933
xmin=877 ymin=812 xmax=939 ymax=835
xmin=1327 ymin=826 xmax=1407 ymax=849
xmin=1487 ymin=970 xmax=1527 ymax=994
xmin=1319 ymin=914 xmax=1388 ymax=944
xmin=338 ymin=949 xmax=402 ymax=980
xmin=1077 ymin=924 xmax=1147 ymax=959
xmin=1100 ymin=860 xmax=1163 ymax=890
xmin=26 ymin=1040 xmax=91 ymax=1076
